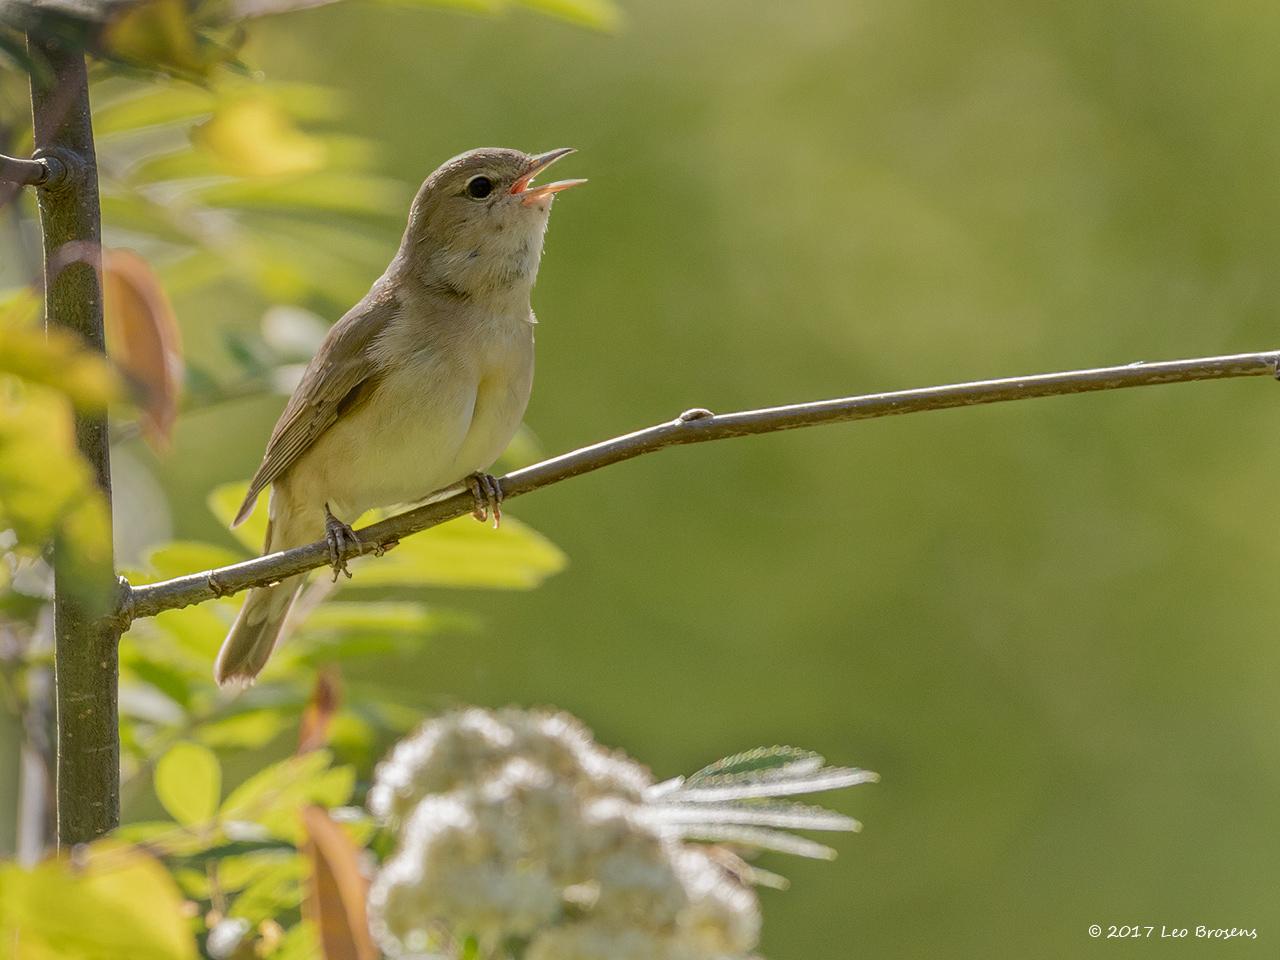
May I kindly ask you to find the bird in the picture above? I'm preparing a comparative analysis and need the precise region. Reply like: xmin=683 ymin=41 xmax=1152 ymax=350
xmin=213 ymin=146 xmax=585 ymax=686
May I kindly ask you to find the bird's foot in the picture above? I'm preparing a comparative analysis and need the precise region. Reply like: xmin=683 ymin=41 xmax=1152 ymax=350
xmin=323 ymin=503 xmax=360 ymax=582
xmin=466 ymin=472 xmax=503 ymax=528
xmin=372 ymin=538 xmax=399 ymax=557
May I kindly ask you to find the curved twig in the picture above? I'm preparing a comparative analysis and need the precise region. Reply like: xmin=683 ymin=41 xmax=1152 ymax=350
xmin=122 ymin=348 xmax=1280 ymax=624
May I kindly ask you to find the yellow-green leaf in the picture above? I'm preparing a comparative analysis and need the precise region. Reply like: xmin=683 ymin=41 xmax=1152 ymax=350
xmin=0 ymin=286 xmax=40 ymax=326
xmin=140 ymin=540 xmax=247 ymax=582
xmin=228 ymin=856 xmax=307 ymax=923
xmin=94 ymin=84 xmax=217 ymax=137
xmin=195 ymin=173 xmax=408 ymax=216
xmin=193 ymin=96 xmax=327 ymax=177
xmin=112 ymin=821 xmax=219 ymax=858
xmin=275 ymin=919 xmax=322 ymax=960
xmin=0 ymin=389 xmax=114 ymax=611
xmin=151 ymin=602 xmax=235 ymax=659
xmin=208 ymin=481 xmax=268 ymax=551
xmin=100 ymin=0 xmax=233 ymax=77
xmin=0 ymin=841 xmax=197 ymax=959
xmin=377 ymin=0 xmax=503 ymax=14
xmin=517 ymin=0 xmax=621 ymax=30
xmin=208 ymin=479 xmax=566 ymax=587
xmin=155 ymin=740 xmax=222 ymax=826
xmin=197 ymin=708 xmax=295 ymax=749
xmin=302 ymin=601 xmax=460 ymax=635
xmin=99 ymin=194 xmax=201 ymax=247
xmin=221 ymin=750 xmax=355 ymax=842
xmin=0 ymin=296 xmax=121 ymax=409
xmin=355 ymin=515 xmax=566 ymax=589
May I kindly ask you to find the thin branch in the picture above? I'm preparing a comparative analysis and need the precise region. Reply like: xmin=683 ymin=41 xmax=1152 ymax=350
xmin=0 ymin=151 xmax=62 ymax=187
xmin=122 ymin=348 xmax=1280 ymax=624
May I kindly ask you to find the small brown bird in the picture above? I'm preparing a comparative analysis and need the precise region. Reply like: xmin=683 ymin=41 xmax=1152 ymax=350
xmin=214 ymin=147 xmax=585 ymax=686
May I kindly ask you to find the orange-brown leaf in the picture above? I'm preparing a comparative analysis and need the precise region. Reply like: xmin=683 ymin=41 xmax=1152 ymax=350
xmin=102 ymin=248 xmax=183 ymax=451
xmin=298 ymin=666 xmax=342 ymax=754
xmin=301 ymin=806 xmax=377 ymax=960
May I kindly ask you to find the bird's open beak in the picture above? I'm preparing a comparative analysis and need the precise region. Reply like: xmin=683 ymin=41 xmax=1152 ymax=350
xmin=512 ymin=147 xmax=587 ymax=205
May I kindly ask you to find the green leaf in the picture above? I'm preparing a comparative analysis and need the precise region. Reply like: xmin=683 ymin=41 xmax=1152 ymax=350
xmin=94 ymin=84 xmax=217 ymax=136
xmin=0 ymin=30 xmax=36 ymax=73
xmin=353 ymin=515 xmax=567 ymax=590
xmin=138 ymin=540 xmax=248 ymax=582
xmin=687 ymin=746 xmax=823 ymax=784
xmin=194 ymin=173 xmax=408 ymax=216
xmin=249 ymin=82 xmax=352 ymax=123
xmin=228 ymin=855 xmax=306 ymax=922
xmin=99 ymin=0 xmax=239 ymax=78
xmin=0 ymin=393 xmax=95 ymax=543
xmin=237 ymin=219 xmax=392 ymax=304
xmin=374 ymin=0 xmax=621 ymax=28
xmin=494 ymin=422 xmax=545 ymax=472
xmin=155 ymin=740 xmax=222 ymax=826
xmin=0 ymin=286 xmax=40 ymax=326
xmin=176 ymin=850 xmax=297 ymax=898
xmin=112 ymin=821 xmax=221 ymax=857
xmin=192 ymin=96 xmax=327 ymax=177
xmin=0 ymin=841 xmax=198 ymax=959
xmin=650 ymin=797 xmax=859 ymax=832
xmin=126 ymin=147 xmax=223 ymax=184
xmin=172 ymin=866 xmax=210 ymax=898
xmin=285 ymin=602 xmax=456 ymax=665
xmin=119 ymin=675 xmax=187 ymax=726
xmin=220 ymin=750 xmax=355 ymax=842
xmin=377 ymin=0 xmax=504 ymax=14
xmin=99 ymin=193 xmax=202 ymax=247
xmin=303 ymin=600 xmax=458 ymax=634
xmin=675 ymin=823 xmax=838 ymax=861
xmin=675 ymin=746 xmax=879 ymax=800
xmin=516 ymin=0 xmax=621 ymax=30
xmin=0 ymin=298 xmax=121 ymax=408
xmin=0 ymin=389 xmax=114 ymax=612
xmin=121 ymin=653 xmax=194 ymax=708
xmin=208 ymin=481 xmax=268 ymax=551
xmin=326 ymin=710 xmax=376 ymax=767
xmin=151 ymin=602 xmax=235 ymax=660
xmin=274 ymin=920 xmax=321 ymax=960
xmin=209 ymin=480 xmax=566 ymax=588
xmin=196 ymin=708 xmax=294 ymax=749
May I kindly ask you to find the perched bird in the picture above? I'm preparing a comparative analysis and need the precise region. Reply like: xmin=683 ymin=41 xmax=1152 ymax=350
xmin=214 ymin=147 xmax=585 ymax=686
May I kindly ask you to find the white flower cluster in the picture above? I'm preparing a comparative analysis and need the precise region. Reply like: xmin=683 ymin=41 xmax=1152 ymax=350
xmin=368 ymin=707 xmax=876 ymax=960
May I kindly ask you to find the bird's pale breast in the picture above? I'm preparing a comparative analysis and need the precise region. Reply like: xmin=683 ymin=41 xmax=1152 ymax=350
xmin=282 ymin=305 xmax=534 ymax=524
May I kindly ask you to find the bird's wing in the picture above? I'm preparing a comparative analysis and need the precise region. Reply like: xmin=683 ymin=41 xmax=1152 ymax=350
xmin=232 ymin=289 xmax=399 ymax=526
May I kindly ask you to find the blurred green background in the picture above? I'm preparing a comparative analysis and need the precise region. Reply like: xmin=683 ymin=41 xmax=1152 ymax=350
xmin=10 ymin=0 xmax=1280 ymax=955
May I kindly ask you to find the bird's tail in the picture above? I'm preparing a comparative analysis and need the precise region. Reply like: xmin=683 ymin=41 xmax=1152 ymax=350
xmin=214 ymin=493 xmax=316 ymax=687
xmin=213 ymin=574 xmax=303 ymax=686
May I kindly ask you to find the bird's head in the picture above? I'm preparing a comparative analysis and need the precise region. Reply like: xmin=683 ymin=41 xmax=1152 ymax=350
xmin=399 ymin=147 xmax=585 ymax=299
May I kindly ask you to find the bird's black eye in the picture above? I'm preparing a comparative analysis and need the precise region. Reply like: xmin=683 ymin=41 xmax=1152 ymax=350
xmin=466 ymin=175 xmax=493 ymax=199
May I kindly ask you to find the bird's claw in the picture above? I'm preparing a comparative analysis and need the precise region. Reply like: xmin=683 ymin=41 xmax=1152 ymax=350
xmin=323 ymin=503 xmax=360 ymax=582
xmin=466 ymin=472 xmax=503 ymax=528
